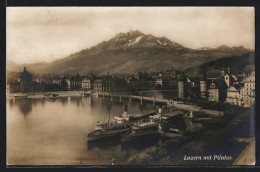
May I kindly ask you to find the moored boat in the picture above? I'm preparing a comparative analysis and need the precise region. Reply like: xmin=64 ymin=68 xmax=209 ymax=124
xmin=87 ymin=123 xmax=131 ymax=142
xmin=121 ymin=107 xmax=163 ymax=143
xmin=87 ymin=106 xmax=132 ymax=142
xmin=92 ymin=92 xmax=99 ymax=97
xmin=81 ymin=91 xmax=91 ymax=96
xmin=13 ymin=94 xmax=28 ymax=100
xmin=44 ymin=93 xmax=59 ymax=99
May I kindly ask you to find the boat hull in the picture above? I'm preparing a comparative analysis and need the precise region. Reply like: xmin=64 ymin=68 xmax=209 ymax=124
xmin=87 ymin=128 xmax=130 ymax=142
xmin=121 ymin=130 xmax=158 ymax=143
xmin=13 ymin=95 xmax=28 ymax=100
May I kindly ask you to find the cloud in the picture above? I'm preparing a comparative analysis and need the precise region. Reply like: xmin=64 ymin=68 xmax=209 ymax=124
xmin=7 ymin=7 xmax=255 ymax=64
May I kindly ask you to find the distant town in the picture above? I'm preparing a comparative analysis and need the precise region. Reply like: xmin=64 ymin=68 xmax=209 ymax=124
xmin=7 ymin=66 xmax=255 ymax=108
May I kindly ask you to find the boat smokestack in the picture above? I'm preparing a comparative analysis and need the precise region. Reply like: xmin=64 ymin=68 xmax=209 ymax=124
xmin=125 ymin=105 xmax=127 ymax=112
xmin=190 ymin=111 xmax=193 ymax=118
xmin=123 ymin=105 xmax=128 ymax=117
xmin=158 ymin=106 xmax=162 ymax=114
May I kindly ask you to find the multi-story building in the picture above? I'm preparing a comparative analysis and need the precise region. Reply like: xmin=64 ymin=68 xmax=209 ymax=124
xmin=128 ymin=78 xmax=155 ymax=91
xmin=70 ymin=74 xmax=82 ymax=90
xmin=178 ymin=80 xmax=184 ymax=98
xmin=155 ymin=78 xmax=163 ymax=86
xmin=66 ymin=78 xmax=71 ymax=90
xmin=93 ymin=79 xmax=103 ymax=92
xmin=52 ymin=78 xmax=62 ymax=85
xmin=208 ymin=81 xmax=219 ymax=102
xmin=82 ymin=78 xmax=92 ymax=90
xmin=226 ymin=85 xmax=243 ymax=106
xmin=200 ymin=80 xmax=208 ymax=99
xmin=102 ymin=79 xmax=112 ymax=92
xmin=243 ymin=71 xmax=255 ymax=107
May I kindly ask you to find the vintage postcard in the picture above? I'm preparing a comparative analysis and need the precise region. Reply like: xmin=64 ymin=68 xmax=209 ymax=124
xmin=6 ymin=7 xmax=255 ymax=166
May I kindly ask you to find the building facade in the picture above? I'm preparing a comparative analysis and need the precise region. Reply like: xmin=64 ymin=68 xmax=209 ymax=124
xmin=226 ymin=85 xmax=242 ymax=106
xmin=128 ymin=79 xmax=155 ymax=91
xmin=200 ymin=80 xmax=208 ymax=99
xmin=208 ymin=81 xmax=219 ymax=102
xmin=93 ymin=79 xmax=103 ymax=92
xmin=82 ymin=78 xmax=92 ymax=90
xmin=178 ymin=80 xmax=184 ymax=98
xmin=243 ymin=71 xmax=255 ymax=107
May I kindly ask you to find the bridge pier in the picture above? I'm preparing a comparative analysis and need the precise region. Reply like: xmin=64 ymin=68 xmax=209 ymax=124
xmin=119 ymin=95 xmax=122 ymax=102
xmin=129 ymin=96 xmax=132 ymax=103
xmin=111 ymin=95 xmax=113 ymax=101
xmin=140 ymin=97 xmax=143 ymax=105
xmin=153 ymin=97 xmax=155 ymax=105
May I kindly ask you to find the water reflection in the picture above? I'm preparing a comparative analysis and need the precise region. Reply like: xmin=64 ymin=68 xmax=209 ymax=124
xmin=58 ymin=97 xmax=68 ymax=106
xmin=121 ymin=136 xmax=159 ymax=151
xmin=87 ymin=137 xmax=121 ymax=151
xmin=7 ymin=91 xmax=205 ymax=165
xmin=15 ymin=100 xmax=33 ymax=116
xmin=70 ymin=97 xmax=82 ymax=107
xmin=10 ymin=99 xmax=46 ymax=116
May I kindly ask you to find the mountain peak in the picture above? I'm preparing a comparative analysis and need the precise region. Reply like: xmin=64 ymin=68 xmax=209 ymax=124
xmin=105 ymin=30 xmax=184 ymax=50
xmin=115 ymin=30 xmax=144 ymax=38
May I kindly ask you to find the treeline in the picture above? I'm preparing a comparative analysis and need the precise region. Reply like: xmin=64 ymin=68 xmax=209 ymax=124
xmin=199 ymin=52 xmax=255 ymax=73
xmin=9 ymin=80 xmax=69 ymax=93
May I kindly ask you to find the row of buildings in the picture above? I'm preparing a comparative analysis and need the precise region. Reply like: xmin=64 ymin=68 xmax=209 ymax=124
xmin=8 ymin=67 xmax=179 ymax=93
xmin=178 ymin=68 xmax=255 ymax=107
xmin=8 ymin=67 xmax=255 ymax=107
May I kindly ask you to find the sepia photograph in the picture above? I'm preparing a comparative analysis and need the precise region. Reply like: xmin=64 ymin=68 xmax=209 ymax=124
xmin=6 ymin=7 xmax=255 ymax=166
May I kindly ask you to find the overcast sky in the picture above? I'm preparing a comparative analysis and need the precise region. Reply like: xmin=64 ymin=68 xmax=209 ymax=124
xmin=7 ymin=7 xmax=255 ymax=64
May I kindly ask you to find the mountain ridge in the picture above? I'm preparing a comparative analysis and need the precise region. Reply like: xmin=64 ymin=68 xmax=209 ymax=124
xmin=7 ymin=30 xmax=252 ymax=75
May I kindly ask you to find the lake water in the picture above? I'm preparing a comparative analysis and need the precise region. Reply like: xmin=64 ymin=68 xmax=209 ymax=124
xmin=7 ymin=95 xmax=168 ymax=165
xmin=7 ymin=90 xmax=199 ymax=165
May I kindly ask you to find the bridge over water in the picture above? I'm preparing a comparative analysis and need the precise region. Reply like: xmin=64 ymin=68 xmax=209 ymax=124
xmin=94 ymin=92 xmax=224 ymax=117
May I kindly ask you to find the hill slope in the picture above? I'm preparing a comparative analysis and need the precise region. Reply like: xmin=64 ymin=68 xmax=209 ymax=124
xmin=185 ymin=51 xmax=255 ymax=75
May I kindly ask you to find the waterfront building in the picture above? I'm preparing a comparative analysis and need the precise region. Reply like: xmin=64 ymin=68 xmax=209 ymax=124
xmin=82 ymin=78 xmax=92 ymax=90
xmin=66 ymin=78 xmax=71 ymax=90
xmin=52 ymin=78 xmax=62 ymax=85
xmin=102 ymin=78 xmax=112 ymax=92
xmin=112 ymin=78 xmax=127 ymax=92
xmin=93 ymin=79 xmax=102 ymax=92
xmin=70 ymin=74 xmax=82 ymax=90
xmin=128 ymin=78 xmax=155 ymax=91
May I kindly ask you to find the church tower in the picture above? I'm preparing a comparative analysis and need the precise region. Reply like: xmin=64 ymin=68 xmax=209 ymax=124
xmin=224 ymin=74 xmax=230 ymax=87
